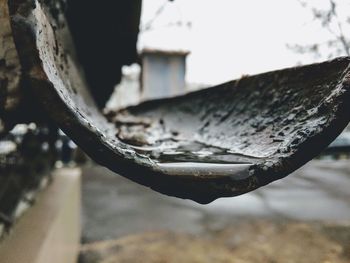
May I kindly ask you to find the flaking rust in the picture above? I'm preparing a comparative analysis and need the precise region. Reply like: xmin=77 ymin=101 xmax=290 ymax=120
xmin=102 ymin=57 xmax=350 ymax=203
xmin=4 ymin=0 xmax=350 ymax=203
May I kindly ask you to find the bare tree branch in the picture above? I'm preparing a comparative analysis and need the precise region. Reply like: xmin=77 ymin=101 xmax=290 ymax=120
xmin=290 ymin=0 xmax=350 ymax=58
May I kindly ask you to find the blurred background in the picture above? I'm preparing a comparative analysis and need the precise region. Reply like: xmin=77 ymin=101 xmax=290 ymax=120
xmin=1 ymin=0 xmax=349 ymax=262
xmin=78 ymin=1 xmax=350 ymax=262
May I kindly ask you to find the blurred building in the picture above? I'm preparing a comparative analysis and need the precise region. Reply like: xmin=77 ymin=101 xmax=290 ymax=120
xmin=138 ymin=0 xmax=191 ymax=101
xmin=107 ymin=1 xmax=192 ymax=109
xmin=140 ymin=48 xmax=189 ymax=101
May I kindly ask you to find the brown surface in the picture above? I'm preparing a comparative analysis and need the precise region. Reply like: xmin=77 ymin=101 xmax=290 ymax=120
xmin=0 ymin=0 xmax=22 ymax=134
xmin=80 ymin=221 xmax=350 ymax=263
xmin=0 ymin=168 xmax=81 ymax=263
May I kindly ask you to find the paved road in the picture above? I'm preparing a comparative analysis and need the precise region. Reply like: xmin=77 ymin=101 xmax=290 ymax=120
xmin=81 ymin=160 xmax=350 ymax=242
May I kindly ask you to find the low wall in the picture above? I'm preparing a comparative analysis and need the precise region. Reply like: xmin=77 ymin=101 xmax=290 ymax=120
xmin=0 ymin=168 xmax=81 ymax=263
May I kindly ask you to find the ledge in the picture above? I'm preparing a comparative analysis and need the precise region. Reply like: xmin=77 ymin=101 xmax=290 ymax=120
xmin=0 ymin=168 xmax=81 ymax=263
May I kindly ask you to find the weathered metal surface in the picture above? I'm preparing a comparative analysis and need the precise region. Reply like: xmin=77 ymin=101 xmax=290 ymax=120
xmin=0 ymin=0 xmax=142 ymax=132
xmin=8 ymin=0 xmax=350 ymax=203
xmin=107 ymin=59 xmax=350 ymax=203
xmin=66 ymin=0 xmax=142 ymax=108
xmin=0 ymin=0 xmax=22 ymax=135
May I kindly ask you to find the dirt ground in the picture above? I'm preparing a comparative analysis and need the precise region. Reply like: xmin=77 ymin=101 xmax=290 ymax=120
xmin=79 ymin=221 xmax=350 ymax=263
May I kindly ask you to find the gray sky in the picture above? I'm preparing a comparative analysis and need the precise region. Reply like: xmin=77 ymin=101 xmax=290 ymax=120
xmin=140 ymin=0 xmax=349 ymax=85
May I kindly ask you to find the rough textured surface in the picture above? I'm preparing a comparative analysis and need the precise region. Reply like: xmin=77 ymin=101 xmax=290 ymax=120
xmin=8 ymin=0 xmax=350 ymax=203
xmin=107 ymin=57 xmax=350 ymax=203
xmin=0 ymin=0 xmax=142 ymax=129
xmin=0 ymin=0 xmax=22 ymax=135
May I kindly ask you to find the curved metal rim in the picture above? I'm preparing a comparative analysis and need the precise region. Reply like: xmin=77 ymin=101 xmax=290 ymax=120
xmin=9 ymin=0 xmax=350 ymax=203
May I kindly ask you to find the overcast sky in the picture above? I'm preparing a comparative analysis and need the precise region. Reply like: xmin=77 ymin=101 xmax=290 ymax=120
xmin=140 ymin=0 xmax=349 ymax=85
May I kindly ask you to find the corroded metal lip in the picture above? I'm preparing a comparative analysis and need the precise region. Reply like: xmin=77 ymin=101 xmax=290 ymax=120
xmin=9 ymin=0 xmax=350 ymax=203
xmin=156 ymin=163 xmax=252 ymax=180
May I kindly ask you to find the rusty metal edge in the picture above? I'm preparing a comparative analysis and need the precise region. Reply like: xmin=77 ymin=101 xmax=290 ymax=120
xmin=9 ymin=0 xmax=350 ymax=203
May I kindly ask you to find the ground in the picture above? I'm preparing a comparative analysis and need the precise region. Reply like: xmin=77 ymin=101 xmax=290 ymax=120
xmin=79 ymin=160 xmax=350 ymax=263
